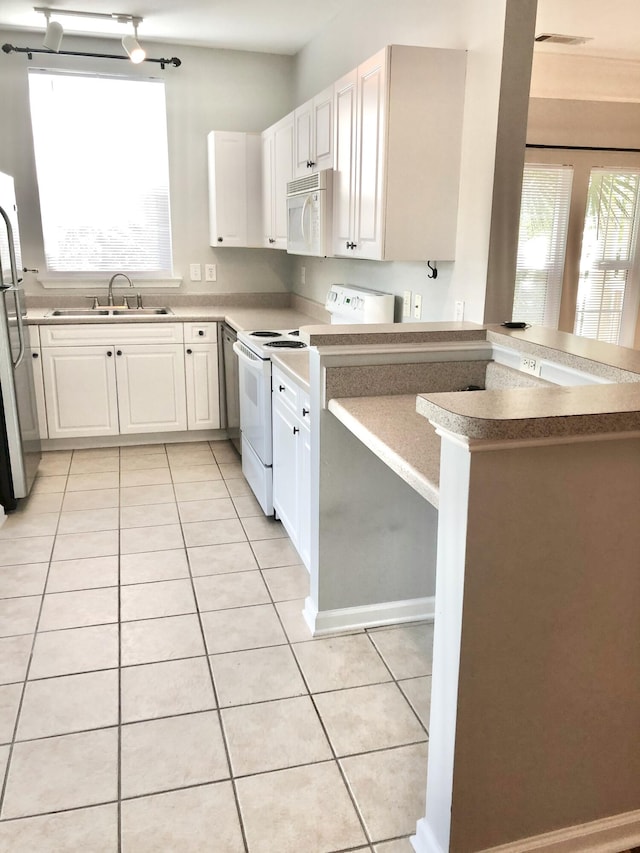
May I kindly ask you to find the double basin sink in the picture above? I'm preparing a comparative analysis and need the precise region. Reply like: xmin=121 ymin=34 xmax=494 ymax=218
xmin=47 ymin=308 xmax=173 ymax=318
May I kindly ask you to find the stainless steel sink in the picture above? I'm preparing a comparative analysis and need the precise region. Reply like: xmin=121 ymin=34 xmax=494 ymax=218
xmin=112 ymin=308 xmax=173 ymax=315
xmin=49 ymin=309 xmax=110 ymax=316
xmin=47 ymin=307 xmax=173 ymax=318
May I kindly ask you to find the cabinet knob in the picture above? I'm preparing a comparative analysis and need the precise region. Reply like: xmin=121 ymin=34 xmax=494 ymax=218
xmin=32 ymin=352 xmax=39 ymax=359
xmin=198 ymin=330 xmax=204 ymax=336
xmin=116 ymin=350 xmax=122 ymax=356
xmin=186 ymin=348 xmax=192 ymax=354
xmin=302 ymin=407 xmax=309 ymax=417
xmin=107 ymin=351 xmax=113 ymax=357
xmin=293 ymin=426 xmax=300 ymax=435
xmin=217 ymin=237 xmax=223 ymax=243
xmin=279 ymin=384 xmax=285 ymax=392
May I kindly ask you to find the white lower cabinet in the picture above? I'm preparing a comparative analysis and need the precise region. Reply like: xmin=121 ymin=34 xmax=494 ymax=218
xmin=272 ymin=365 xmax=310 ymax=570
xmin=185 ymin=343 xmax=220 ymax=430
xmin=115 ymin=345 xmax=187 ymax=434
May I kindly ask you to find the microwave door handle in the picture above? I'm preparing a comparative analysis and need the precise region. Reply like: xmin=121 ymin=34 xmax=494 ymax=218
xmin=300 ymin=195 xmax=311 ymax=245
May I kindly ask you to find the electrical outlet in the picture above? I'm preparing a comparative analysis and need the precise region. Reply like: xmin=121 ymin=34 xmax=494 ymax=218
xmin=454 ymin=300 xmax=465 ymax=321
xmin=413 ymin=293 xmax=422 ymax=320
xmin=301 ymin=266 xmax=306 ymax=285
xmin=205 ymin=264 xmax=216 ymax=282
xmin=403 ymin=290 xmax=411 ymax=319
xmin=189 ymin=263 xmax=202 ymax=282
xmin=520 ymin=355 xmax=541 ymax=376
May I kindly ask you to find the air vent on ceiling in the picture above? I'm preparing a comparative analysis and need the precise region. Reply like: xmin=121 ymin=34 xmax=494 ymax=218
xmin=535 ymin=33 xmax=593 ymax=46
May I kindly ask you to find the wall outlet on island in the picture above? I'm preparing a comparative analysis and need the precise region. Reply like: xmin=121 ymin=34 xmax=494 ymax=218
xmin=205 ymin=264 xmax=216 ymax=282
xmin=520 ymin=355 xmax=542 ymax=376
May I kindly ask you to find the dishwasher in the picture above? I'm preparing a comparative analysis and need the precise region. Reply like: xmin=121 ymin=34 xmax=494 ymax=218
xmin=222 ymin=323 xmax=241 ymax=454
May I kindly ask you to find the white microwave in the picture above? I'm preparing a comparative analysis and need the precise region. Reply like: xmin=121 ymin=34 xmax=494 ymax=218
xmin=286 ymin=170 xmax=333 ymax=257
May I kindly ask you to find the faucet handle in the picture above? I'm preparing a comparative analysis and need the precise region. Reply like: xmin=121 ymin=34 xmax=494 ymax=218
xmin=85 ymin=295 xmax=100 ymax=309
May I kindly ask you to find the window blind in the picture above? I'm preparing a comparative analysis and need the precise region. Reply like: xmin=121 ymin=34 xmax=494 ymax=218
xmin=512 ymin=164 xmax=573 ymax=327
xmin=28 ymin=70 xmax=172 ymax=274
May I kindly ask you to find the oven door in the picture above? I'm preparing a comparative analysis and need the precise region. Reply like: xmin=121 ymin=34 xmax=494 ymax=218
xmin=233 ymin=340 xmax=273 ymax=465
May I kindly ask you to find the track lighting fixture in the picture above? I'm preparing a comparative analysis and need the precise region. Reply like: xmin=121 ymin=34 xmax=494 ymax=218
xmin=122 ymin=21 xmax=145 ymax=64
xmin=42 ymin=13 xmax=63 ymax=52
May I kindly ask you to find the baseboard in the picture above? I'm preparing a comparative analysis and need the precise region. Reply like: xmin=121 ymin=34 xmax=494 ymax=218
xmin=303 ymin=595 xmax=435 ymax=636
xmin=412 ymin=809 xmax=640 ymax=853
xmin=40 ymin=428 xmax=230 ymax=452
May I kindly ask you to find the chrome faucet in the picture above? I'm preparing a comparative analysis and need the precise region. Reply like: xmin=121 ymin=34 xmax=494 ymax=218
xmin=107 ymin=273 xmax=133 ymax=306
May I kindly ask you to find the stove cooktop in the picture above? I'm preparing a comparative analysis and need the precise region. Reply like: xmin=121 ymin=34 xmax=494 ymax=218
xmin=237 ymin=329 xmax=308 ymax=358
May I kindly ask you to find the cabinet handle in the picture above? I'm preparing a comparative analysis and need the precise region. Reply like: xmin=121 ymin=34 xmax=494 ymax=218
xmin=279 ymin=384 xmax=285 ymax=392
xmin=346 ymin=241 xmax=357 ymax=250
xmin=302 ymin=407 xmax=309 ymax=417
xmin=186 ymin=348 xmax=192 ymax=354
xmin=306 ymin=160 xmax=316 ymax=168
xmin=293 ymin=426 xmax=300 ymax=435
xmin=198 ymin=330 xmax=204 ymax=336
xmin=107 ymin=351 xmax=113 ymax=357
xmin=217 ymin=237 xmax=223 ymax=243
xmin=116 ymin=350 xmax=122 ymax=356
xmin=268 ymin=238 xmax=276 ymax=244
xmin=32 ymin=352 xmax=39 ymax=359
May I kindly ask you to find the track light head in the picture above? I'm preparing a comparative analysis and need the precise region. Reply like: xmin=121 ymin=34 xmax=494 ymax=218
xmin=42 ymin=17 xmax=63 ymax=52
xmin=122 ymin=21 xmax=145 ymax=64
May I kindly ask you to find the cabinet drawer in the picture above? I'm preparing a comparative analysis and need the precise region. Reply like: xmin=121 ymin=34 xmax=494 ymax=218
xmin=184 ymin=322 xmax=218 ymax=344
xmin=272 ymin=367 xmax=298 ymax=412
xmin=39 ymin=323 xmax=184 ymax=347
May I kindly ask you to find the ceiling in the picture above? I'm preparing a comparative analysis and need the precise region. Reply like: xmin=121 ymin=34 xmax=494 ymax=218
xmin=0 ymin=0 xmax=638 ymax=60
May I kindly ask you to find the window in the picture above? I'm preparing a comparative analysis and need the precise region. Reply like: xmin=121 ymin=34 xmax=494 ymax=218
xmin=513 ymin=164 xmax=573 ymax=327
xmin=574 ymin=169 xmax=640 ymax=345
xmin=28 ymin=70 xmax=172 ymax=275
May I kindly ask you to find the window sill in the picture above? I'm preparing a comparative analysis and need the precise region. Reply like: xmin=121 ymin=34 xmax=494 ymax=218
xmin=37 ymin=275 xmax=183 ymax=290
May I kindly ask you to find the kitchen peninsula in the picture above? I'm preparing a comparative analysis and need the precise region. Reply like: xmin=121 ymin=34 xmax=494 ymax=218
xmin=303 ymin=321 xmax=640 ymax=853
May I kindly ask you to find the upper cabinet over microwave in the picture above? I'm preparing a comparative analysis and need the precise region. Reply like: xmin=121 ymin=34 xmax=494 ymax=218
xmin=293 ymin=86 xmax=334 ymax=180
xmin=333 ymin=45 xmax=466 ymax=262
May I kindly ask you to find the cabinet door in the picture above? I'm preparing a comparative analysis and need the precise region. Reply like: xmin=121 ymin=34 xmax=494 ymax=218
xmin=313 ymin=86 xmax=334 ymax=173
xmin=116 ymin=345 xmax=187 ymax=434
xmin=298 ymin=418 xmax=311 ymax=571
xmin=353 ymin=48 xmax=387 ymax=260
xmin=261 ymin=129 xmax=275 ymax=247
xmin=185 ymin=343 xmax=220 ymax=431
xmin=293 ymin=99 xmax=313 ymax=179
xmin=272 ymin=113 xmax=294 ymax=249
xmin=272 ymin=397 xmax=299 ymax=542
xmin=208 ymin=131 xmax=247 ymax=247
xmin=332 ymin=68 xmax=358 ymax=256
xmin=43 ymin=346 xmax=118 ymax=439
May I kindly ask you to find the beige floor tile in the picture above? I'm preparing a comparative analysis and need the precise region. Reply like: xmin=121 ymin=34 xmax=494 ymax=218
xmin=120 ymin=549 xmax=190 ymax=585
xmin=120 ymin=614 xmax=205 ymax=666
xmin=31 ymin=475 xmax=67 ymax=494
xmin=314 ymin=682 xmax=427 ymax=756
xmin=177 ymin=498 xmax=237 ymax=523
xmin=120 ymin=579 xmax=196 ymax=621
xmin=222 ymin=696 xmax=332 ymax=776
xmin=17 ymin=670 xmax=119 ymax=740
xmin=52 ymin=529 xmax=118 ymax=562
xmin=120 ymin=443 xmax=164 ymax=456
xmin=398 ymin=676 xmax=432 ymax=731
xmin=251 ymin=537 xmax=301 ymax=569
xmin=18 ymin=492 xmax=64 ymax=514
xmin=120 ymin=453 xmax=168 ymax=471
xmin=0 ymin=597 xmax=41 ymax=638
xmin=187 ymin=542 xmax=258 ymax=576
xmin=119 ymin=502 xmax=180 ymax=529
xmin=211 ymin=644 xmax=307 ymax=707
xmin=340 ymin=743 xmax=429 ymax=841
xmin=0 ymin=635 xmax=33 ymax=684
xmin=46 ymin=555 xmax=119 ymax=593
xmin=57 ymin=507 xmax=119 ymax=535
xmin=121 ymin=711 xmax=229 ymax=798
xmin=2 ymin=728 xmax=118 ymax=819
xmin=262 ymin=564 xmax=309 ymax=601
xmin=369 ymin=623 xmax=434 ymax=679
xmin=66 ymin=472 xmax=120 ymax=492
xmin=231 ymin=494 xmax=263 ymax=518
xmin=38 ymin=587 xmax=119 ymax=631
xmin=0 ymin=803 xmax=118 ymax=853
xmin=193 ymin=570 xmax=270 ymax=612
xmin=293 ymin=634 xmax=391 ymax=693
xmin=37 ymin=451 xmax=72 ymax=477
xmin=167 ymin=451 xmax=216 ymax=468
xmin=171 ymin=464 xmax=222 ymax=484
xmin=120 ymin=523 xmax=184 ymax=554
xmin=121 ymin=657 xmax=215 ymax=723
xmin=69 ymin=455 xmax=119 ymax=475
xmin=275 ymin=599 xmax=314 ymax=643
xmin=182 ymin=518 xmax=246 ymax=548
xmin=173 ymin=480 xmax=229 ymax=502
xmin=235 ymin=762 xmax=367 ymax=853
xmin=0 ymin=536 xmax=53 ymax=567
xmin=240 ymin=515 xmax=286 ymax=541
xmin=120 ymin=782 xmax=244 ymax=853
xmin=210 ymin=442 xmax=239 ymax=464
xmin=374 ymin=839 xmax=415 ymax=852
xmin=0 ymin=682 xmax=22 ymax=744
xmin=0 ymin=512 xmax=59 ymax=539
xmin=120 ymin=468 xmax=172 ymax=488
xmin=120 ymin=484 xmax=176 ymax=506
xmin=202 ymin=604 xmax=286 ymax=655
xmin=218 ymin=462 xmax=243 ymax=480
xmin=73 ymin=447 xmax=119 ymax=459
xmin=166 ymin=440 xmax=212 ymax=454
xmin=0 ymin=563 xmax=48 ymax=599
xmin=62 ymin=488 xmax=119 ymax=512
xmin=220 ymin=478 xmax=251 ymax=498
xmin=29 ymin=624 xmax=119 ymax=679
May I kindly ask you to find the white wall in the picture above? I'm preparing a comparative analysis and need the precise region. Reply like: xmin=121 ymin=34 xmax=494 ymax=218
xmin=0 ymin=29 xmax=295 ymax=295
xmin=290 ymin=0 xmax=537 ymax=324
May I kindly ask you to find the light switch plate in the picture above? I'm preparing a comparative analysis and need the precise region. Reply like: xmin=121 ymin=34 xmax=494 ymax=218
xmin=454 ymin=300 xmax=465 ymax=321
xmin=190 ymin=263 xmax=202 ymax=282
xmin=403 ymin=290 xmax=411 ymax=319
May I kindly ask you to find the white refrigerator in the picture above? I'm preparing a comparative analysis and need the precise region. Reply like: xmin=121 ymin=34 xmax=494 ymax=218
xmin=0 ymin=171 xmax=41 ymax=511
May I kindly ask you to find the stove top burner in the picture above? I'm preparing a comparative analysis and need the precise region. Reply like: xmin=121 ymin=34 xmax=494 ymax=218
xmin=288 ymin=330 xmax=300 ymax=336
xmin=264 ymin=340 xmax=306 ymax=349
xmin=250 ymin=331 xmax=281 ymax=338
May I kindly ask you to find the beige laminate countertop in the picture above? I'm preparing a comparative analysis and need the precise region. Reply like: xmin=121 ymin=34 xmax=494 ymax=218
xmin=270 ymin=351 xmax=310 ymax=391
xmin=328 ymin=395 xmax=441 ymax=507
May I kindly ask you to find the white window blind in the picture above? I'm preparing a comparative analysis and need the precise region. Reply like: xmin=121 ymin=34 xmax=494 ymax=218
xmin=574 ymin=169 xmax=640 ymax=345
xmin=513 ymin=164 xmax=573 ymax=327
xmin=28 ymin=70 xmax=172 ymax=274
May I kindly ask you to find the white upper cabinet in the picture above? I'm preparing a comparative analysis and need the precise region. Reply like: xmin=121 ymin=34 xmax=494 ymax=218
xmin=261 ymin=113 xmax=294 ymax=249
xmin=207 ymin=131 xmax=262 ymax=248
xmin=293 ymin=86 xmax=334 ymax=179
xmin=332 ymin=45 xmax=466 ymax=262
